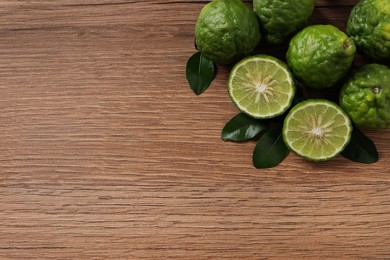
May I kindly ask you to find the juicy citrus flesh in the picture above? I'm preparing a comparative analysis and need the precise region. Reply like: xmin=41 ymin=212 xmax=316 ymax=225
xmin=283 ymin=100 xmax=352 ymax=161
xmin=228 ymin=55 xmax=295 ymax=119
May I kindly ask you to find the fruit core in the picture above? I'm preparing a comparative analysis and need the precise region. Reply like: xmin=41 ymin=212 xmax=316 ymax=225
xmin=256 ymin=83 xmax=266 ymax=92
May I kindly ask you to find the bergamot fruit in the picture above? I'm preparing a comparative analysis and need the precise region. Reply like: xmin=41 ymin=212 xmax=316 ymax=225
xmin=339 ymin=64 xmax=390 ymax=129
xmin=346 ymin=0 xmax=390 ymax=62
xmin=286 ymin=25 xmax=356 ymax=89
xmin=195 ymin=0 xmax=261 ymax=65
xmin=253 ymin=0 xmax=315 ymax=45
xmin=228 ymin=55 xmax=295 ymax=119
xmin=283 ymin=99 xmax=352 ymax=161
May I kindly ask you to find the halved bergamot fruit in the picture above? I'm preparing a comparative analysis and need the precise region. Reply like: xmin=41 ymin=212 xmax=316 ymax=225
xmin=283 ymin=99 xmax=352 ymax=161
xmin=228 ymin=55 xmax=295 ymax=119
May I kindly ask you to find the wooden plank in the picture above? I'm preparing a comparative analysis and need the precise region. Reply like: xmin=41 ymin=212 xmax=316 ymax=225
xmin=0 ymin=0 xmax=389 ymax=259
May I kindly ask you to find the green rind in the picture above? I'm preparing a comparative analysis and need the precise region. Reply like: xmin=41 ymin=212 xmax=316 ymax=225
xmin=282 ymin=99 xmax=352 ymax=162
xmin=346 ymin=0 xmax=390 ymax=61
xmin=228 ymin=54 xmax=296 ymax=119
xmin=253 ymin=0 xmax=315 ymax=44
xmin=286 ymin=25 xmax=356 ymax=89
xmin=339 ymin=64 xmax=390 ymax=129
xmin=195 ymin=0 xmax=261 ymax=65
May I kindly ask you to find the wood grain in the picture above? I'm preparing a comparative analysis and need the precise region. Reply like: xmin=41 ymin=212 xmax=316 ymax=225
xmin=0 ymin=0 xmax=389 ymax=259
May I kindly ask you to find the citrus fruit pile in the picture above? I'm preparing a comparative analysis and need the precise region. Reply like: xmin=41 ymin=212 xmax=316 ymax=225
xmin=186 ymin=0 xmax=389 ymax=168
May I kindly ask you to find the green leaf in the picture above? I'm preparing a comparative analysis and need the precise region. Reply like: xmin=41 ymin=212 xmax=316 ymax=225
xmin=186 ymin=52 xmax=216 ymax=95
xmin=222 ymin=113 xmax=267 ymax=142
xmin=341 ymin=127 xmax=379 ymax=164
xmin=253 ymin=127 xmax=290 ymax=169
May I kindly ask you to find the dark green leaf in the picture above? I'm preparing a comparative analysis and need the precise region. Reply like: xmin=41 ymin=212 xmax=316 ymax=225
xmin=186 ymin=52 xmax=215 ymax=95
xmin=253 ymin=127 xmax=290 ymax=169
xmin=222 ymin=113 xmax=267 ymax=142
xmin=341 ymin=127 xmax=379 ymax=164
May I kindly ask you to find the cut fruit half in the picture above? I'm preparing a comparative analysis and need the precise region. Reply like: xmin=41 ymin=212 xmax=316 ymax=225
xmin=283 ymin=99 xmax=352 ymax=161
xmin=228 ymin=55 xmax=295 ymax=119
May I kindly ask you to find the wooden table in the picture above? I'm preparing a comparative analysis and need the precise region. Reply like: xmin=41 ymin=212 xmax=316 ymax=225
xmin=0 ymin=1 xmax=389 ymax=259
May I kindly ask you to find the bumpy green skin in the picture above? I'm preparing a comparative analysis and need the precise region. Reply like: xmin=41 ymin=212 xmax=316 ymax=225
xmin=339 ymin=64 xmax=390 ymax=129
xmin=346 ymin=0 xmax=390 ymax=61
xmin=286 ymin=25 xmax=356 ymax=89
xmin=253 ymin=0 xmax=314 ymax=45
xmin=195 ymin=0 xmax=261 ymax=65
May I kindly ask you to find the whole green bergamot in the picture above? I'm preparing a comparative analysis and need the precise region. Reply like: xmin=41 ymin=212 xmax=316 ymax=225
xmin=286 ymin=25 xmax=356 ymax=89
xmin=346 ymin=0 xmax=390 ymax=62
xmin=339 ymin=64 xmax=390 ymax=129
xmin=195 ymin=0 xmax=261 ymax=65
xmin=253 ymin=0 xmax=315 ymax=45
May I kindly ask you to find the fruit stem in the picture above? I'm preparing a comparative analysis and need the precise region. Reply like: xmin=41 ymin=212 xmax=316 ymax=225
xmin=372 ymin=87 xmax=381 ymax=94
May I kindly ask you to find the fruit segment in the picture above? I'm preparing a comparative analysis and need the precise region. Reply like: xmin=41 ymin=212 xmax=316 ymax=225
xmin=228 ymin=55 xmax=295 ymax=119
xmin=283 ymin=100 xmax=352 ymax=161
